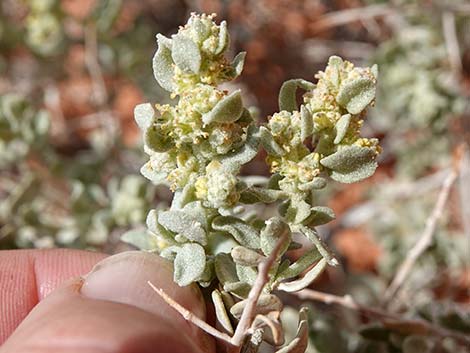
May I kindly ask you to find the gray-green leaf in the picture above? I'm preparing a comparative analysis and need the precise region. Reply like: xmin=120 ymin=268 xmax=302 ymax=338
xmin=300 ymin=105 xmax=313 ymax=141
xmin=231 ymin=246 xmax=264 ymax=266
xmin=212 ymin=216 xmax=260 ymax=249
xmin=173 ymin=243 xmax=206 ymax=286
xmin=260 ymin=217 xmax=291 ymax=257
xmin=217 ymin=125 xmax=260 ymax=172
xmin=147 ymin=210 xmax=176 ymax=244
xmin=120 ymin=229 xmax=158 ymax=251
xmin=215 ymin=20 xmax=229 ymax=55
xmin=230 ymin=294 xmax=283 ymax=319
xmin=259 ymin=126 xmax=285 ymax=156
xmin=277 ymin=258 xmax=327 ymax=292
xmin=158 ymin=210 xmax=207 ymax=245
xmin=320 ymin=145 xmax=378 ymax=183
xmin=145 ymin=125 xmax=173 ymax=152
xmin=239 ymin=186 xmax=284 ymax=204
xmin=212 ymin=289 xmax=234 ymax=334
xmin=171 ymin=34 xmax=201 ymax=73
xmin=275 ymin=307 xmax=309 ymax=353
xmin=276 ymin=247 xmax=322 ymax=281
xmin=298 ymin=225 xmax=338 ymax=266
xmin=152 ymin=35 xmax=175 ymax=92
xmin=202 ymin=90 xmax=243 ymax=125
xmin=278 ymin=79 xmax=315 ymax=112
xmin=214 ymin=253 xmax=239 ymax=285
xmin=334 ymin=114 xmax=351 ymax=144
xmin=304 ymin=206 xmax=335 ymax=226
xmin=336 ymin=77 xmax=375 ymax=114
xmin=231 ymin=52 xmax=246 ymax=78
xmin=134 ymin=103 xmax=155 ymax=131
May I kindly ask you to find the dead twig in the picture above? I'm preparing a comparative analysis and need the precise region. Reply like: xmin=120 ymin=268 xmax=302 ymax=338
xmin=147 ymin=281 xmax=234 ymax=344
xmin=231 ymin=229 xmax=289 ymax=346
xmin=442 ymin=11 xmax=463 ymax=75
xmin=310 ymin=5 xmax=396 ymax=33
xmin=458 ymin=146 xmax=470 ymax=240
xmin=383 ymin=162 xmax=460 ymax=303
xmin=84 ymin=24 xmax=108 ymax=107
xmin=296 ymin=289 xmax=470 ymax=346
xmin=340 ymin=168 xmax=450 ymax=228
xmin=148 ymin=229 xmax=289 ymax=350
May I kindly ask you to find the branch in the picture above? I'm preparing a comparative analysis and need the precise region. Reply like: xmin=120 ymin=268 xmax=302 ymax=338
xmin=458 ymin=146 xmax=470 ymax=240
xmin=442 ymin=11 xmax=463 ymax=75
xmin=384 ymin=165 xmax=460 ymax=303
xmin=148 ymin=230 xmax=289 ymax=349
xmin=84 ymin=24 xmax=108 ymax=107
xmin=340 ymin=168 xmax=450 ymax=228
xmin=148 ymin=281 xmax=234 ymax=344
xmin=231 ymin=230 xmax=289 ymax=346
xmin=310 ymin=5 xmax=396 ymax=33
xmin=296 ymin=289 xmax=470 ymax=346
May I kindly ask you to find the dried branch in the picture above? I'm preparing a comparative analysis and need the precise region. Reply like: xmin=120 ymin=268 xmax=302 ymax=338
xmin=296 ymin=289 xmax=470 ymax=346
xmin=303 ymin=39 xmax=376 ymax=62
xmin=384 ymin=164 xmax=460 ymax=303
xmin=310 ymin=5 xmax=396 ymax=33
xmin=84 ymin=24 xmax=108 ymax=107
xmin=442 ymin=11 xmax=463 ymax=75
xmin=340 ymin=168 xmax=450 ymax=228
xmin=148 ymin=281 xmax=234 ymax=344
xmin=231 ymin=230 xmax=289 ymax=346
xmin=148 ymin=230 xmax=289 ymax=350
xmin=458 ymin=146 xmax=470 ymax=240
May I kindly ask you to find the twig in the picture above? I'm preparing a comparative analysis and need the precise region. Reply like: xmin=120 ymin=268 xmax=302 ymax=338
xmin=383 ymin=166 xmax=460 ymax=303
xmin=231 ymin=228 xmax=289 ymax=346
xmin=310 ymin=5 xmax=396 ymax=33
xmin=303 ymin=39 xmax=376 ymax=61
xmin=340 ymin=168 xmax=450 ymax=228
xmin=147 ymin=281 xmax=234 ymax=344
xmin=297 ymin=288 xmax=391 ymax=317
xmin=458 ymin=146 xmax=470 ymax=240
xmin=148 ymin=230 xmax=288 ymax=349
xmin=84 ymin=24 xmax=108 ymax=107
xmin=296 ymin=289 xmax=470 ymax=346
xmin=442 ymin=11 xmax=463 ymax=75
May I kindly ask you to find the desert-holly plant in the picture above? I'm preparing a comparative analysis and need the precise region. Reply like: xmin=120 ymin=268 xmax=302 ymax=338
xmin=128 ymin=13 xmax=381 ymax=352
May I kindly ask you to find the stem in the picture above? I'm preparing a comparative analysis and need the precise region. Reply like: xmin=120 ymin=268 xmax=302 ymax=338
xmin=383 ymin=167 xmax=459 ymax=303
xmin=148 ymin=281 xmax=234 ymax=344
xmin=296 ymin=289 xmax=470 ymax=346
xmin=230 ymin=230 xmax=289 ymax=346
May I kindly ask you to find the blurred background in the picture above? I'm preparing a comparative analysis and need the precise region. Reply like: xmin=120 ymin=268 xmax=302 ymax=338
xmin=0 ymin=1 xmax=469 ymax=352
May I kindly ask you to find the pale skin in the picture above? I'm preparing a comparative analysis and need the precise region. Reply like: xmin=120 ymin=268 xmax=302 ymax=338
xmin=0 ymin=249 xmax=215 ymax=353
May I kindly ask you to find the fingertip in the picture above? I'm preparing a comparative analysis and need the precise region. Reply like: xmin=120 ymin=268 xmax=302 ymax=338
xmin=0 ymin=249 xmax=106 ymax=344
xmin=33 ymin=249 xmax=106 ymax=299
xmin=1 ymin=251 xmax=215 ymax=353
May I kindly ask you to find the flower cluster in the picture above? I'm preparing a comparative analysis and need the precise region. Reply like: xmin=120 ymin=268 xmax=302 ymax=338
xmin=265 ymin=56 xmax=380 ymax=198
xmin=135 ymin=13 xmax=252 ymax=210
xmin=25 ymin=0 xmax=64 ymax=56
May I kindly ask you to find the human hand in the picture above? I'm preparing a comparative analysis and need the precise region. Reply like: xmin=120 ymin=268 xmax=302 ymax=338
xmin=0 ymin=249 xmax=214 ymax=353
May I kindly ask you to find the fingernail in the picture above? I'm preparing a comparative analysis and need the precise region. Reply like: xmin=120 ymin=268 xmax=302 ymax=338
xmin=81 ymin=251 xmax=204 ymax=319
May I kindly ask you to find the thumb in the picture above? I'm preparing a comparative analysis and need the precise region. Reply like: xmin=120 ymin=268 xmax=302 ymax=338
xmin=1 ymin=251 xmax=214 ymax=353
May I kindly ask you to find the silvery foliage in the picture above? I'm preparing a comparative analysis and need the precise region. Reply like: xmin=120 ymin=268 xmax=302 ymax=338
xmin=0 ymin=94 xmax=49 ymax=168
xmin=129 ymin=13 xmax=381 ymax=351
xmin=373 ymin=25 xmax=464 ymax=131
xmin=0 ymin=165 xmax=153 ymax=249
xmin=371 ymin=23 xmax=466 ymax=178
xmin=0 ymin=94 xmax=153 ymax=248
